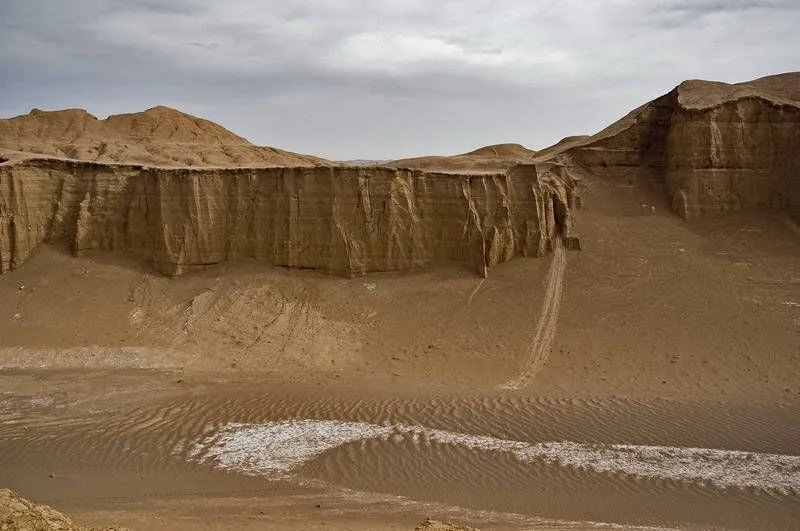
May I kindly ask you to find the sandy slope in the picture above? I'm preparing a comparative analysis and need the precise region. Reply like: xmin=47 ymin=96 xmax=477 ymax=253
xmin=539 ymin=173 xmax=800 ymax=400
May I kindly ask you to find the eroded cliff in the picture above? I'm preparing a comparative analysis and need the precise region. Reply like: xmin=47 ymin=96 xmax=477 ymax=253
xmin=549 ymin=72 xmax=800 ymax=221
xmin=0 ymin=157 xmax=578 ymax=277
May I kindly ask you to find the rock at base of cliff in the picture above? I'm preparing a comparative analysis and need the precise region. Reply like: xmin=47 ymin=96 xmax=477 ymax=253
xmin=0 ymin=489 xmax=125 ymax=531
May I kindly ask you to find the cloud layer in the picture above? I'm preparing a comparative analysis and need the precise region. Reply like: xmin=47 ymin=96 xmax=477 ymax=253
xmin=2 ymin=0 xmax=798 ymax=159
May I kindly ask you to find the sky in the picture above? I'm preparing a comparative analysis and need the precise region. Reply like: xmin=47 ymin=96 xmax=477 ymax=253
xmin=1 ymin=1 xmax=798 ymax=160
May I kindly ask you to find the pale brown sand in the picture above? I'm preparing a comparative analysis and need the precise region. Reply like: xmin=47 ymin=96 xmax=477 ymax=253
xmin=538 ymin=174 xmax=800 ymax=401
xmin=0 ymin=488 xmax=484 ymax=531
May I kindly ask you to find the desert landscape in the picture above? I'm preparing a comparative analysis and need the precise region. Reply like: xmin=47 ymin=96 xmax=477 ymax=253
xmin=0 ymin=72 xmax=799 ymax=530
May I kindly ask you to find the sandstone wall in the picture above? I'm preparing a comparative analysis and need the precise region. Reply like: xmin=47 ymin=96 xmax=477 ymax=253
xmin=664 ymin=98 xmax=800 ymax=219
xmin=564 ymin=90 xmax=800 ymax=220
xmin=0 ymin=159 xmax=577 ymax=276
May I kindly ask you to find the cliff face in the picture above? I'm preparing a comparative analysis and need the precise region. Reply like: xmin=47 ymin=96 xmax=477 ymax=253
xmin=665 ymin=94 xmax=800 ymax=219
xmin=0 ymin=158 xmax=578 ymax=277
xmin=555 ymin=72 xmax=800 ymax=221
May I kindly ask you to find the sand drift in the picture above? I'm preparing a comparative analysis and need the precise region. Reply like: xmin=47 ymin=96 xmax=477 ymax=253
xmin=192 ymin=419 xmax=800 ymax=493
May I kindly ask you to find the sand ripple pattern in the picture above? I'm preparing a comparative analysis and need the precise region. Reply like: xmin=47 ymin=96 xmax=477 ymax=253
xmin=2 ymin=387 xmax=799 ymax=529
xmin=193 ymin=419 xmax=800 ymax=493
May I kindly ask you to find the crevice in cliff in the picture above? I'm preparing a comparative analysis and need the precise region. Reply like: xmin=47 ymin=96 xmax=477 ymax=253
xmin=5 ymin=218 xmax=15 ymax=273
xmin=552 ymin=195 xmax=567 ymax=237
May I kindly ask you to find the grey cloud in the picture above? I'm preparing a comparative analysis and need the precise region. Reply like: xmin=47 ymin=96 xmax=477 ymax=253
xmin=656 ymin=0 xmax=798 ymax=13
xmin=119 ymin=0 xmax=203 ymax=15
xmin=1 ymin=0 xmax=799 ymax=159
xmin=649 ymin=0 xmax=800 ymax=28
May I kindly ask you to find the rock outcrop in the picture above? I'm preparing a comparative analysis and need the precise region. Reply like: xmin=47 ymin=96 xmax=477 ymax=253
xmin=0 ymin=488 xmax=125 ymax=531
xmin=0 ymin=106 xmax=330 ymax=168
xmin=544 ymin=72 xmax=800 ymax=221
xmin=0 ymin=157 xmax=578 ymax=277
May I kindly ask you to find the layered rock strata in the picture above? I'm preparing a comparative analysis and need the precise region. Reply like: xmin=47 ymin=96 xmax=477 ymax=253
xmin=0 ymin=157 xmax=578 ymax=277
xmin=548 ymin=73 xmax=800 ymax=220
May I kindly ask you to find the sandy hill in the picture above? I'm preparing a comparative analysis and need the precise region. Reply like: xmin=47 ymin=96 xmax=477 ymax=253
xmin=0 ymin=106 xmax=330 ymax=167
xmin=388 ymin=143 xmax=537 ymax=173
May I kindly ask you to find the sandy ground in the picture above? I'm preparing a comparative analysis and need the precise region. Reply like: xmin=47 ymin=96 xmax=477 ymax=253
xmin=1 ymin=175 xmax=799 ymax=530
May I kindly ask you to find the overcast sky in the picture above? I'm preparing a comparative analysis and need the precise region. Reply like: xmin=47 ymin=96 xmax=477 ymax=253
xmin=1 ymin=1 xmax=798 ymax=159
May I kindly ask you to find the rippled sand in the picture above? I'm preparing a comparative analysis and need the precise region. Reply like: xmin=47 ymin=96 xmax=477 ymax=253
xmin=1 ymin=370 xmax=798 ymax=530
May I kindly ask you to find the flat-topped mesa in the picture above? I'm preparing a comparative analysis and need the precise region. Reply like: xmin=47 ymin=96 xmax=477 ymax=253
xmin=548 ymin=72 xmax=800 ymax=221
xmin=0 ymin=158 xmax=579 ymax=277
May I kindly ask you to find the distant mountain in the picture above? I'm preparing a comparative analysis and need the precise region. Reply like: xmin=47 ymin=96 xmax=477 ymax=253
xmin=0 ymin=106 xmax=331 ymax=167
xmin=387 ymin=143 xmax=538 ymax=173
xmin=338 ymin=159 xmax=392 ymax=166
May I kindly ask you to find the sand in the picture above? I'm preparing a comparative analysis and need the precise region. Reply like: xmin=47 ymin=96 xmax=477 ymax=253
xmin=0 ymin=488 xmax=478 ymax=531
